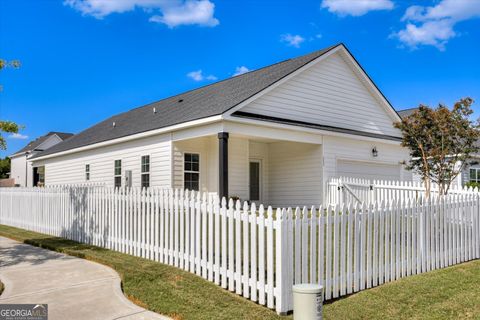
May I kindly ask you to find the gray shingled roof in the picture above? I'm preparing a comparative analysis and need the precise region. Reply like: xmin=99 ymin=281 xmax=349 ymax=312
xmin=11 ymin=132 xmax=74 ymax=156
xmin=31 ymin=44 xmax=339 ymax=159
xmin=397 ymin=108 xmax=418 ymax=119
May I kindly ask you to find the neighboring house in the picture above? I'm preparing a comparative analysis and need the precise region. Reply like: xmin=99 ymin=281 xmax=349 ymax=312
xmin=9 ymin=132 xmax=73 ymax=187
xmin=397 ymin=107 xmax=418 ymax=119
xmin=459 ymin=145 xmax=480 ymax=187
xmin=30 ymin=43 xmax=412 ymax=207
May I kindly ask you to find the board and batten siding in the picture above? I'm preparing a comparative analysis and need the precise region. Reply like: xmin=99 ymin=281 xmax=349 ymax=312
xmin=268 ymin=141 xmax=322 ymax=207
xmin=239 ymin=51 xmax=400 ymax=137
xmin=34 ymin=134 xmax=172 ymax=188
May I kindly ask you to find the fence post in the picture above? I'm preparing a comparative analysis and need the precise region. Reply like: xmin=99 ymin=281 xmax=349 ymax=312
xmin=275 ymin=208 xmax=291 ymax=315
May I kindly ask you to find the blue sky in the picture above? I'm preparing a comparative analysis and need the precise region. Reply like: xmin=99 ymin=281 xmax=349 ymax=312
xmin=1 ymin=0 xmax=479 ymax=157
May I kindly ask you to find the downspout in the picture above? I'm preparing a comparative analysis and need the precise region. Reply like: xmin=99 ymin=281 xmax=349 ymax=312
xmin=25 ymin=152 xmax=30 ymax=187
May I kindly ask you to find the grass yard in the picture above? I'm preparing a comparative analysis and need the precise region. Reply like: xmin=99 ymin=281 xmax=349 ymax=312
xmin=1 ymin=224 xmax=479 ymax=320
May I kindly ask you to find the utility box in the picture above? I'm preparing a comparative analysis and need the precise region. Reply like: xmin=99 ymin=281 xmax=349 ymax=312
xmin=124 ymin=170 xmax=132 ymax=188
xmin=293 ymin=284 xmax=323 ymax=320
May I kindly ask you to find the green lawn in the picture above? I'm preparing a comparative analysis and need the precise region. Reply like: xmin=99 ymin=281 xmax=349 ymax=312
xmin=0 ymin=224 xmax=479 ymax=319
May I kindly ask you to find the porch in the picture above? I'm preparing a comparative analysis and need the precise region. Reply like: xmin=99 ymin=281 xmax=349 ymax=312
xmin=171 ymin=126 xmax=323 ymax=207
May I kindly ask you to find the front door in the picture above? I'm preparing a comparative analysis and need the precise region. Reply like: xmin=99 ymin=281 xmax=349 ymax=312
xmin=249 ymin=160 xmax=261 ymax=202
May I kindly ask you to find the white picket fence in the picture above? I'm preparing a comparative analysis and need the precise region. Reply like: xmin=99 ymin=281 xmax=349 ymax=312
xmin=0 ymin=186 xmax=479 ymax=314
xmin=327 ymin=177 xmax=479 ymax=206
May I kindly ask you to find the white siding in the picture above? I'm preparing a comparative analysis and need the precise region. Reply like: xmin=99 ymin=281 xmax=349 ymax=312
xmin=268 ymin=141 xmax=322 ymax=207
xmin=33 ymin=134 xmax=172 ymax=188
xmin=240 ymin=52 xmax=400 ymax=137
xmin=10 ymin=155 xmax=27 ymax=187
xmin=172 ymin=136 xmax=217 ymax=193
xmin=229 ymin=137 xmax=249 ymax=200
xmin=322 ymin=135 xmax=411 ymax=184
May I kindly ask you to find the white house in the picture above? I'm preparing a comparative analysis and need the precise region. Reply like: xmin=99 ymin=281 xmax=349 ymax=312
xmin=9 ymin=132 xmax=73 ymax=187
xmin=29 ymin=44 xmax=412 ymax=207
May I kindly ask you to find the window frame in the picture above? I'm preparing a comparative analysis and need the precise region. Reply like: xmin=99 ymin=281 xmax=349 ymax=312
xmin=114 ymin=159 xmax=122 ymax=188
xmin=141 ymin=155 xmax=150 ymax=189
xmin=470 ymin=168 xmax=480 ymax=183
xmin=85 ymin=164 xmax=90 ymax=181
xmin=184 ymin=152 xmax=200 ymax=191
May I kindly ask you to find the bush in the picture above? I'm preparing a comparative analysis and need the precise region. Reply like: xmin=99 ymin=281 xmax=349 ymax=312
xmin=465 ymin=181 xmax=480 ymax=189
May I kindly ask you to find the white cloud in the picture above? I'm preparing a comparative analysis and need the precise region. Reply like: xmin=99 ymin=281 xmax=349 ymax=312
xmin=280 ymin=34 xmax=305 ymax=48
xmin=321 ymin=0 xmax=394 ymax=16
xmin=395 ymin=20 xmax=455 ymax=51
xmin=64 ymin=0 xmax=219 ymax=27
xmin=187 ymin=69 xmax=217 ymax=81
xmin=149 ymin=0 xmax=218 ymax=28
xmin=9 ymin=133 xmax=29 ymax=140
xmin=205 ymin=74 xmax=218 ymax=80
xmin=232 ymin=66 xmax=250 ymax=77
xmin=393 ymin=0 xmax=480 ymax=50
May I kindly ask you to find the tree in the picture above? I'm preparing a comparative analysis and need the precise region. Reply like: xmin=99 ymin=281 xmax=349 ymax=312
xmin=394 ymin=98 xmax=480 ymax=196
xmin=0 ymin=157 xmax=10 ymax=179
xmin=0 ymin=59 xmax=20 ymax=70
xmin=0 ymin=58 xmax=22 ymax=149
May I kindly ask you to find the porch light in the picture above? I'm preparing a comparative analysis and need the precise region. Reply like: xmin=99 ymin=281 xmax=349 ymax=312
xmin=372 ymin=146 xmax=378 ymax=157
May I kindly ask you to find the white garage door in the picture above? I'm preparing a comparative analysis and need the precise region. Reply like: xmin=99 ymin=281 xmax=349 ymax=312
xmin=337 ymin=160 xmax=401 ymax=180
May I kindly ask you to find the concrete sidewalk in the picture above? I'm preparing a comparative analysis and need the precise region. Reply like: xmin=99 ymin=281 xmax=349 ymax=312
xmin=0 ymin=237 xmax=170 ymax=320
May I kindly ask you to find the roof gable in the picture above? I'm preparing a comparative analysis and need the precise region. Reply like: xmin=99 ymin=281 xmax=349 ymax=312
xmin=234 ymin=46 xmax=401 ymax=137
xmin=10 ymin=131 xmax=73 ymax=157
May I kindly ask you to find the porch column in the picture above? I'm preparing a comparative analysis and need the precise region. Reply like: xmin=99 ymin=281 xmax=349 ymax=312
xmin=218 ymin=132 xmax=229 ymax=199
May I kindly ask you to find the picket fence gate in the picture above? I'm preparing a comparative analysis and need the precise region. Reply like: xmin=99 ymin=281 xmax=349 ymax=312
xmin=327 ymin=177 xmax=479 ymax=207
xmin=0 ymin=186 xmax=479 ymax=314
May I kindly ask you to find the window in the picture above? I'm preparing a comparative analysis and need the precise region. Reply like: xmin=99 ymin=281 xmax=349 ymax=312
xmin=141 ymin=155 xmax=150 ymax=189
xmin=184 ymin=153 xmax=199 ymax=191
xmin=114 ymin=160 xmax=122 ymax=188
xmin=470 ymin=168 xmax=480 ymax=183
xmin=85 ymin=164 xmax=90 ymax=181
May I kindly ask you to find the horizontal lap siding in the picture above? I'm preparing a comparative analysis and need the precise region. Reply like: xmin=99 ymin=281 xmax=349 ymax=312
xmin=172 ymin=136 xmax=216 ymax=192
xmin=35 ymin=134 xmax=172 ymax=188
xmin=268 ymin=142 xmax=322 ymax=207
xmin=240 ymin=52 xmax=400 ymax=137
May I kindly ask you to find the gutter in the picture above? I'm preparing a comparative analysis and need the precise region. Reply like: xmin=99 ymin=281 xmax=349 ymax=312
xmin=30 ymin=115 xmax=223 ymax=162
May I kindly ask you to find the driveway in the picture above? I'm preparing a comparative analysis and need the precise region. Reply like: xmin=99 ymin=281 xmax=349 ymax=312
xmin=0 ymin=237 xmax=169 ymax=320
